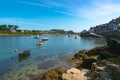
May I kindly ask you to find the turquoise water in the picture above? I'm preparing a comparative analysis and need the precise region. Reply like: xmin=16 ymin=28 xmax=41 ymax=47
xmin=0 ymin=35 xmax=106 ymax=80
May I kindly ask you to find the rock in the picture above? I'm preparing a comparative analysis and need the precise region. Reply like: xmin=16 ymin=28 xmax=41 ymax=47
xmin=40 ymin=68 xmax=65 ymax=80
xmin=62 ymin=68 xmax=88 ymax=80
xmin=90 ymin=60 xmax=120 ymax=80
xmin=80 ymin=57 xmax=97 ymax=69
xmin=90 ymin=61 xmax=110 ymax=80
xmin=74 ymin=50 xmax=88 ymax=60
xmin=106 ymin=38 xmax=120 ymax=53
xmin=106 ymin=64 xmax=120 ymax=80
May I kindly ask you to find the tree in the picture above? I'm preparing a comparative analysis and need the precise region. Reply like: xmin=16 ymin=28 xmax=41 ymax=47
xmin=118 ymin=25 xmax=120 ymax=30
xmin=8 ymin=25 xmax=14 ymax=29
xmin=14 ymin=25 xmax=19 ymax=30
xmin=0 ymin=25 xmax=9 ymax=31
xmin=67 ymin=30 xmax=74 ymax=34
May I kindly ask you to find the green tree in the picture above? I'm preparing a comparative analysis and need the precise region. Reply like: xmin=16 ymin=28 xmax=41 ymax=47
xmin=0 ymin=25 xmax=9 ymax=31
xmin=14 ymin=25 xmax=19 ymax=30
xmin=67 ymin=30 xmax=74 ymax=34
xmin=8 ymin=25 xmax=14 ymax=29
xmin=118 ymin=25 xmax=120 ymax=30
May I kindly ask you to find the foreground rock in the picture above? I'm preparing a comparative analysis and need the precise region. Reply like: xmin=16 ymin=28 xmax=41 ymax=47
xmin=91 ymin=60 xmax=120 ymax=80
xmin=62 ymin=68 xmax=89 ymax=80
xmin=40 ymin=68 xmax=65 ymax=80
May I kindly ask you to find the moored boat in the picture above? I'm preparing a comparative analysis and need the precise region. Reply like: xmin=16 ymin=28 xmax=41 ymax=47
xmin=37 ymin=41 xmax=44 ymax=45
xmin=41 ymin=38 xmax=49 ymax=41
xmin=33 ymin=35 xmax=40 ymax=39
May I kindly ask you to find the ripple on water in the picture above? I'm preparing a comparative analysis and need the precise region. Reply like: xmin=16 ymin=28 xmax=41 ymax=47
xmin=37 ymin=60 xmax=57 ymax=70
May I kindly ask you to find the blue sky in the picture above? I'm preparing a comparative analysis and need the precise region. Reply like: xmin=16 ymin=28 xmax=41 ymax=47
xmin=0 ymin=0 xmax=120 ymax=32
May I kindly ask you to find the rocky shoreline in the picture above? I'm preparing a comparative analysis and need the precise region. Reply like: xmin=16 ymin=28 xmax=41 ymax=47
xmin=28 ymin=38 xmax=120 ymax=80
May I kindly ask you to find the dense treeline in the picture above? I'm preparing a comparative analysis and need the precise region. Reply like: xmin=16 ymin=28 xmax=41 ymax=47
xmin=0 ymin=24 xmax=19 ymax=31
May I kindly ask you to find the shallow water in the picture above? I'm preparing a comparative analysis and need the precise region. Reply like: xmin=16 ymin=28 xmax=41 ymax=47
xmin=0 ymin=35 xmax=106 ymax=80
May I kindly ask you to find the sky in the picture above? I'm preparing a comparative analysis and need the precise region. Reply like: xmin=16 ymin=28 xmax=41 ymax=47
xmin=0 ymin=0 xmax=120 ymax=32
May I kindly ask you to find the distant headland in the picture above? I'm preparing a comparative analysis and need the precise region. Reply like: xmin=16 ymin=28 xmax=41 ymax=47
xmin=0 ymin=25 xmax=76 ymax=36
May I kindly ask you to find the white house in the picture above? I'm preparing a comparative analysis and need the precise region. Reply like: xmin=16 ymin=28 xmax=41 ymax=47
xmin=108 ymin=22 xmax=117 ymax=30
xmin=10 ymin=28 xmax=16 ymax=32
xmin=89 ymin=27 xmax=95 ymax=32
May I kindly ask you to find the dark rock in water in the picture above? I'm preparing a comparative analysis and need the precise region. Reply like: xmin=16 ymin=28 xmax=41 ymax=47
xmin=18 ymin=54 xmax=30 ymax=62
xmin=19 ymin=50 xmax=30 ymax=58
xmin=28 ymin=68 xmax=65 ymax=80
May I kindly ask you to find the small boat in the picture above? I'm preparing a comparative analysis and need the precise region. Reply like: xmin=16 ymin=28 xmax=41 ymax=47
xmin=41 ymin=38 xmax=49 ymax=41
xmin=33 ymin=35 xmax=40 ymax=39
xmin=37 ymin=41 xmax=43 ymax=45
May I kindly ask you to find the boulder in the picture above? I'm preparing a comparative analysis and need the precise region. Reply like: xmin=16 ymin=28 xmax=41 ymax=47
xmin=40 ymin=68 xmax=65 ymax=80
xmin=62 ymin=68 xmax=88 ymax=80
xmin=90 ymin=60 xmax=120 ymax=80
xmin=106 ymin=64 xmax=120 ymax=80
xmin=106 ymin=38 xmax=120 ymax=53
xmin=80 ymin=57 xmax=97 ymax=69
xmin=74 ymin=50 xmax=88 ymax=60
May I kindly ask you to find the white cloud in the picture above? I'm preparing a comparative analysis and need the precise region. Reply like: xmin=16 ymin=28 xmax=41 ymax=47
xmin=18 ymin=0 xmax=50 ymax=7
xmin=18 ymin=0 xmax=120 ymax=22
xmin=78 ymin=0 xmax=120 ymax=24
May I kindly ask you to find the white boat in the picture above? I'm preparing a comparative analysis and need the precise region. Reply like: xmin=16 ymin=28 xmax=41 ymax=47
xmin=37 ymin=41 xmax=43 ymax=45
xmin=33 ymin=35 xmax=40 ymax=39
xmin=41 ymin=38 xmax=49 ymax=41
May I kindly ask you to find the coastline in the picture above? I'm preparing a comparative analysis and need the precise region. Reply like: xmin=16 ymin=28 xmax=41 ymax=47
xmin=34 ymin=38 xmax=120 ymax=80
xmin=0 ymin=33 xmax=77 ymax=36
xmin=0 ymin=34 xmax=41 ymax=36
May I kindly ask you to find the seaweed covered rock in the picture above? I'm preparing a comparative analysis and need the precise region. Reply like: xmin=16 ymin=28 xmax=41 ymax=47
xmin=88 ymin=46 xmax=117 ymax=59
xmin=106 ymin=38 xmax=120 ymax=53
xmin=106 ymin=63 xmax=120 ymax=80
xmin=40 ymin=68 xmax=65 ymax=80
xmin=90 ymin=61 xmax=110 ymax=80
xmin=74 ymin=50 xmax=88 ymax=60
xmin=80 ymin=57 xmax=97 ymax=69
xmin=108 ymin=56 xmax=120 ymax=65
xmin=90 ymin=60 xmax=120 ymax=80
